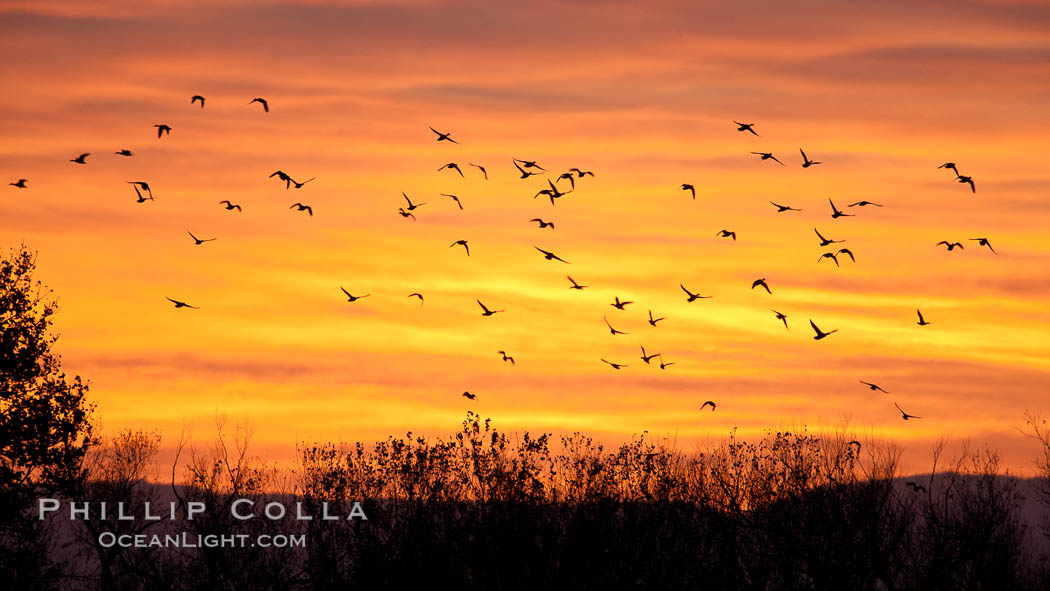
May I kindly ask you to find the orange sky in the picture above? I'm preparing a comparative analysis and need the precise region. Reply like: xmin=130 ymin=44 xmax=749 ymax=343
xmin=2 ymin=0 xmax=1049 ymax=475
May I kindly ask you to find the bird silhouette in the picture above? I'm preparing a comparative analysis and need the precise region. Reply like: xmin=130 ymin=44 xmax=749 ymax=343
xmin=716 ymin=229 xmax=737 ymax=241
xmin=829 ymin=198 xmax=853 ymax=219
xmin=219 ymin=200 xmax=242 ymax=211
xmin=681 ymin=284 xmax=711 ymax=302
xmin=403 ymin=192 xmax=425 ymax=211
xmin=513 ymin=160 xmax=542 ymax=179
xmin=270 ymin=170 xmax=294 ymax=189
xmin=154 ymin=124 xmax=171 ymax=138
xmin=751 ymin=152 xmax=785 ymax=165
xmin=937 ymin=162 xmax=960 ymax=176
xmin=969 ymin=237 xmax=996 ymax=254
xmin=468 ymin=163 xmax=487 ymax=179
xmin=437 ymin=162 xmax=464 ymax=177
xmin=450 ymin=240 xmax=470 ymax=256
xmin=848 ymin=200 xmax=882 ymax=207
xmin=894 ymin=402 xmax=922 ymax=420
xmin=191 ymin=95 xmax=205 ymax=108
xmin=770 ymin=201 xmax=801 ymax=212
xmin=640 ymin=346 xmax=660 ymax=364
xmin=936 ymin=241 xmax=964 ymax=251
xmin=568 ymin=168 xmax=595 ymax=178
xmin=166 ymin=297 xmax=198 ymax=309
xmin=837 ymin=248 xmax=856 ymax=263
xmin=955 ymin=175 xmax=976 ymax=193
xmin=916 ymin=309 xmax=930 ymax=326
xmin=556 ymin=173 xmax=576 ymax=190
xmin=462 ymin=391 xmax=476 ymax=400
xmin=860 ymin=380 xmax=889 ymax=393
xmin=443 ymin=194 xmax=464 ymax=209
xmin=648 ymin=310 xmax=665 ymax=326
xmin=477 ymin=299 xmax=504 ymax=316
xmin=407 ymin=293 xmax=424 ymax=306
xmin=659 ymin=359 xmax=675 ymax=370
xmin=773 ymin=310 xmax=789 ymax=329
xmin=128 ymin=181 xmax=153 ymax=199
xmin=292 ymin=177 xmax=316 ymax=189
xmin=601 ymin=358 xmax=628 ymax=370
xmin=700 ymin=401 xmax=716 ymax=412
xmin=290 ymin=202 xmax=313 ymax=216
xmin=340 ymin=288 xmax=370 ymax=302
xmin=132 ymin=186 xmax=152 ymax=204
xmin=567 ymin=276 xmax=588 ymax=290
xmin=429 ymin=126 xmax=459 ymax=144
xmin=733 ymin=121 xmax=759 ymax=136
xmin=9 ymin=179 xmax=27 ymax=188
xmin=70 ymin=153 xmax=90 ymax=164
xmin=398 ymin=208 xmax=416 ymax=220
xmin=800 ymin=148 xmax=822 ymax=168
xmin=752 ymin=278 xmax=772 ymax=294
xmin=248 ymin=97 xmax=269 ymax=112
xmin=530 ymin=218 xmax=555 ymax=229
xmin=681 ymin=184 xmax=696 ymax=199
xmin=815 ymin=228 xmax=844 ymax=247
xmin=114 ymin=149 xmax=133 ymax=157
xmin=187 ymin=231 xmax=215 ymax=245
xmin=818 ymin=252 xmax=840 ymax=267
xmin=498 ymin=351 xmax=515 ymax=365
xmin=610 ymin=296 xmax=633 ymax=310
xmin=514 ymin=158 xmax=547 ymax=171
xmin=603 ymin=316 xmax=628 ymax=335
xmin=809 ymin=319 xmax=837 ymax=340
xmin=534 ymin=246 xmax=570 ymax=263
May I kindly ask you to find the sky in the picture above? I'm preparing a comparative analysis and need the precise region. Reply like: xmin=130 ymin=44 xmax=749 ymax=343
xmin=1 ymin=0 xmax=1049 ymax=475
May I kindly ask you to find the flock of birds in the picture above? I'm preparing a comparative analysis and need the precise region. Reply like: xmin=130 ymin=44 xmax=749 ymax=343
xmin=6 ymin=99 xmax=995 ymax=423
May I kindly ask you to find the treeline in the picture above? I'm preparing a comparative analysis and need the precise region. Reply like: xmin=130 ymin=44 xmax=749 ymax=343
xmin=8 ymin=412 xmax=1050 ymax=591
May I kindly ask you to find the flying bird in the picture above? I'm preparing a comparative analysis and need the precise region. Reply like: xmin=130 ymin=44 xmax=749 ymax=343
xmin=462 ymin=391 xmax=476 ymax=400
xmin=770 ymin=201 xmax=801 ymax=212
xmin=601 ymin=358 xmax=628 ymax=370
xmin=70 ymin=153 xmax=90 ymax=164
xmin=894 ymin=402 xmax=922 ymax=420
xmin=450 ymin=240 xmax=470 ymax=256
xmin=429 ymin=126 xmax=459 ymax=144
xmin=166 ymin=297 xmax=198 ymax=309
xmin=443 ymin=194 xmax=463 ymax=209
xmin=659 ymin=359 xmax=675 ymax=370
xmin=955 ymin=175 xmax=976 ymax=193
xmin=187 ymin=231 xmax=216 ymax=245
xmin=514 ymin=158 xmax=547 ymax=171
xmin=292 ymin=177 xmax=316 ymax=189
xmin=556 ymin=173 xmax=576 ymax=190
xmin=815 ymin=228 xmax=844 ymax=247
xmin=829 ymin=198 xmax=853 ymax=219
xmin=751 ymin=152 xmax=785 ymax=165
xmin=733 ymin=121 xmax=759 ymax=136
xmin=648 ymin=310 xmax=665 ymax=326
xmin=270 ymin=170 xmax=294 ymax=189
xmin=513 ymin=160 xmax=542 ymax=179
xmin=403 ymin=192 xmax=425 ymax=211
xmin=498 ymin=351 xmax=515 ymax=365
xmin=937 ymin=162 xmax=959 ymax=176
xmin=567 ymin=276 xmax=587 ymax=290
xmin=127 ymin=181 xmax=153 ymax=200
xmin=398 ymin=208 xmax=416 ymax=220
xmin=603 ymin=316 xmax=628 ymax=335
xmin=837 ymin=248 xmax=856 ymax=263
xmin=340 ymin=288 xmax=370 ymax=302
xmin=248 ymin=97 xmax=269 ymax=112
xmin=640 ymin=346 xmax=660 ymax=364
xmin=700 ymin=401 xmax=716 ymax=412
xmin=969 ymin=237 xmax=996 ymax=254
xmin=191 ymin=95 xmax=205 ymax=108
xmin=860 ymin=380 xmax=889 ymax=394
xmin=936 ymin=241 xmax=964 ymax=251
xmin=219 ymin=200 xmax=242 ymax=211
xmin=681 ymin=284 xmax=711 ymax=302
xmin=849 ymin=200 xmax=882 ymax=207
xmin=809 ymin=319 xmax=838 ymax=340
xmin=752 ymin=278 xmax=772 ymax=294
xmin=610 ymin=296 xmax=633 ymax=310
xmin=772 ymin=310 xmax=789 ymax=329
xmin=289 ymin=202 xmax=313 ymax=216
xmin=916 ymin=309 xmax=930 ymax=326
xmin=568 ymin=168 xmax=595 ymax=178
xmin=133 ymin=186 xmax=152 ymax=203
xmin=534 ymin=246 xmax=570 ymax=263
xmin=407 ymin=293 xmax=424 ymax=306
xmin=530 ymin=218 xmax=555 ymax=229
xmin=468 ymin=163 xmax=487 ymax=179
xmin=818 ymin=252 xmax=840 ymax=267
xmin=477 ymin=299 xmax=504 ymax=316
xmin=437 ymin=162 xmax=464 ymax=177
xmin=8 ymin=179 xmax=27 ymax=188
xmin=716 ymin=229 xmax=737 ymax=241
xmin=154 ymin=124 xmax=171 ymax=138
xmin=681 ymin=184 xmax=696 ymax=199
xmin=114 ymin=149 xmax=133 ymax=157
xmin=800 ymin=148 xmax=822 ymax=168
